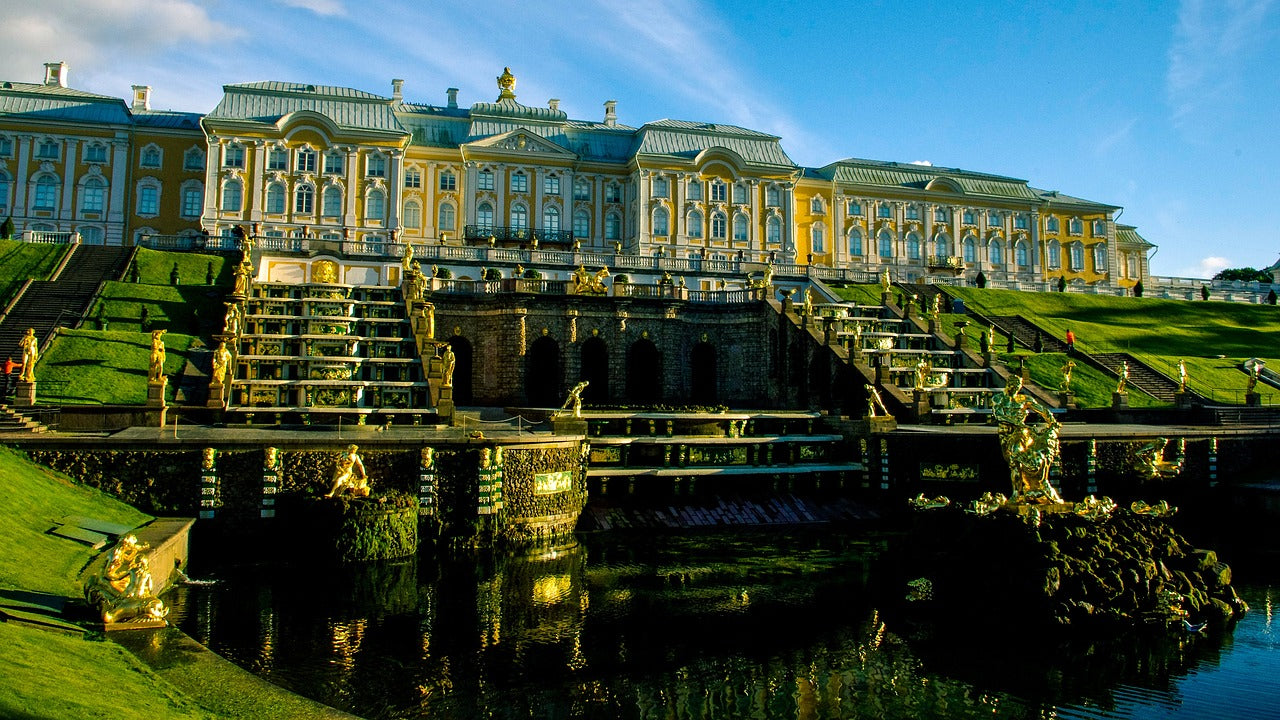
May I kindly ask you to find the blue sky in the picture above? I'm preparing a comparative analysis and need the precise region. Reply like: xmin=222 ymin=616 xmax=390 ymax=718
xmin=2 ymin=0 xmax=1276 ymax=278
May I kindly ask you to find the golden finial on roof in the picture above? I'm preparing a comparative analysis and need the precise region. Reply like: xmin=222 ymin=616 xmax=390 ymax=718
xmin=497 ymin=67 xmax=516 ymax=101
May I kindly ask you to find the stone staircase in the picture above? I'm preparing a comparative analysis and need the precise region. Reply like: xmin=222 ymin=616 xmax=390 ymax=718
xmin=0 ymin=404 xmax=50 ymax=433
xmin=987 ymin=315 xmax=1069 ymax=353
xmin=1090 ymin=353 xmax=1183 ymax=403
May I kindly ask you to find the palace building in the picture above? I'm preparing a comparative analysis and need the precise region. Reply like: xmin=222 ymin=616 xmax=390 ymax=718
xmin=0 ymin=62 xmax=1153 ymax=290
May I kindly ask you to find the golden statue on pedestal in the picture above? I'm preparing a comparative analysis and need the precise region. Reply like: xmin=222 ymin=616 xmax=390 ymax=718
xmin=148 ymin=330 xmax=167 ymax=383
xmin=991 ymin=377 xmax=1065 ymax=504
xmin=83 ymin=535 xmax=169 ymax=623
xmin=556 ymin=380 xmax=589 ymax=418
xmin=325 ymin=444 xmax=369 ymax=498
xmin=17 ymin=327 xmax=37 ymax=382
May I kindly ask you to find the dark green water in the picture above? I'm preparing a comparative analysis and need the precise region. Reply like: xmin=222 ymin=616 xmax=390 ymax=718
xmin=168 ymin=528 xmax=1280 ymax=720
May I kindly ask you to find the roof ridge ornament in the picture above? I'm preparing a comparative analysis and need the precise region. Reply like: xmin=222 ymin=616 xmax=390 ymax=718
xmin=497 ymin=67 xmax=516 ymax=101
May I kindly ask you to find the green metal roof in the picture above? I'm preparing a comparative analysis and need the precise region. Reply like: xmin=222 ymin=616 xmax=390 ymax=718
xmin=820 ymin=158 xmax=1039 ymax=201
xmin=633 ymin=119 xmax=795 ymax=168
xmin=0 ymin=81 xmax=132 ymax=125
xmin=1115 ymin=224 xmax=1155 ymax=248
xmin=206 ymin=82 xmax=405 ymax=135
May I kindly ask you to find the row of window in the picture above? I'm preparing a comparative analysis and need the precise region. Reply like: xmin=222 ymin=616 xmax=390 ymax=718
xmin=829 ymin=228 xmax=1107 ymax=271
xmin=651 ymin=207 xmax=773 ymax=243
xmin=222 ymin=143 xmax=389 ymax=178
xmin=471 ymin=168 xmax=624 ymax=203
xmin=0 ymin=172 xmax=108 ymax=214
xmin=0 ymin=137 xmax=105 ymax=162
xmin=842 ymin=200 xmax=1107 ymax=236
xmin=220 ymin=179 xmax=388 ymax=221
xmin=650 ymin=176 xmax=782 ymax=206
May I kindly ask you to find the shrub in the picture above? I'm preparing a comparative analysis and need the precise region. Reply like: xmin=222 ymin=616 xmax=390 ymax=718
xmin=433 ymin=266 xmax=453 ymax=279
xmin=975 ymin=271 xmax=987 ymax=288
xmin=615 ymin=274 xmax=630 ymax=284
xmin=1134 ymin=280 xmax=1144 ymax=297
xmin=522 ymin=268 xmax=542 ymax=279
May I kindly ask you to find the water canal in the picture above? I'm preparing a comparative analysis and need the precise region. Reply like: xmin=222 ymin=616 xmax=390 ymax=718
xmin=166 ymin=525 xmax=1279 ymax=720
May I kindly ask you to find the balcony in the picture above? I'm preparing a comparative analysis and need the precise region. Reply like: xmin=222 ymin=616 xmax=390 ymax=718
xmin=463 ymin=224 xmax=575 ymax=246
xmin=927 ymin=255 xmax=965 ymax=271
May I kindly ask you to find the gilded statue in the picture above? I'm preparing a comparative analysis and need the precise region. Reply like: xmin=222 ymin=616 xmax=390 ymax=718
xmin=1177 ymin=359 xmax=1188 ymax=393
xmin=148 ymin=330 xmax=167 ymax=383
xmin=401 ymin=241 xmax=414 ymax=274
xmin=1131 ymin=499 xmax=1178 ymax=517
xmin=1245 ymin=360 xmax=1264 ymax=393
xmin=1073 ymin=494 xmax=1117 ymax=520
xmin=83 ymin=535 xmax=169 ymax=623
xmin=1060 ymin=359 xmax=1075 ymax=393
xmin=210 ymin=341 xmax=232 ymax=386
xmin=223 ymin=303 xmax=241 ymax=336
xmin=908 ymin=493 xmax=951 ymax=510
xmin=420 ymin=447 xmax=434 ymax=468
xmin=571 ymin=265 xmax=610 ymax=295
xmin=880 ymin=268 xmax=890 ymax=293
xmin=1134 ymin=437 xmax=1184 ymax=480
xmin=865 ymin=383 xmax=891 ymax=418
xmin=497 ymin=66 xmax=517 ymax=100
xmin=557 ymin=380 xmax=589 ymax=417
xmin=1116 ymin=361 xmax=1129 ymax=394
xmin=264 ymin=446 xmax=281 ymax=471
xmin=441 ymin=344 xmax=456 ymax=387
xmin=991 ymin=377 xmax=1065 ymax=504
xmin=325 ymin=444 xmax=369 ymax=498
xmin=17 ymin=327 xmax=37 ymax=382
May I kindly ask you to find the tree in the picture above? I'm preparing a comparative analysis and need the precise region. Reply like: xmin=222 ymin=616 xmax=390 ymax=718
xmin=975 ymin=271 xmax=987 ymax=288
xmin=1056 ymin=276 xmax=1067 ymax=292
xmin=0 ymin=216 xmax=13 ymax=240
xmin=1268 ymin=289 xmax=1277 ymax=306
xmin=1201 ymin=285 xmax=1210 ymax=301
xmin=1134 ymin=280 xmax=1144 ymax=297
xmin=1213 ymin=267 xmax=1271 ymax=283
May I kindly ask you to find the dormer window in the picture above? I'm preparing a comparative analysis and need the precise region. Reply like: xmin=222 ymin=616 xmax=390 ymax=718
xmin=296 ymin=148 xmax=317 ymax=173
xmin=267 ymin=146 xmax=287 ymax=171
xmin=84 ymin=143 xmax=108 ymax=163
xmin=140 ymin=146 xmax=161 ymax=168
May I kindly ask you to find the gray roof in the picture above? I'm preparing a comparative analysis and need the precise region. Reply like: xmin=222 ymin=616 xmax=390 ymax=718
xmin=206 ymin=82 xmax=405 ymax=135
xmin=1034 ymin=189 xmax=1119 ymax=211
xmin=633 ymin=119 xmax=795 ymax=168
xmin=0 ymin=81 xmax=132 ymax=125
xmin=819 ymin=158 xmax=1040 ymax=201
xmin=131 ymin=109 xmax=203 ymax=130
xmin=1116 ymin=224 xmax=1155 ymax=248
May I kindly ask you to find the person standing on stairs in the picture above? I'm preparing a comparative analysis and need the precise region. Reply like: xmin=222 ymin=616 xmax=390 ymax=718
xmin=1065 ymin=328 xmax=1076 ymax=354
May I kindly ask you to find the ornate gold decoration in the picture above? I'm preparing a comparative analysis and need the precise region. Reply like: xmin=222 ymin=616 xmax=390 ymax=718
xmin=1060 ymin=359 xmax=1075 ymax=393
xmin=496 ymin=67 xmax=516 ymax=100
xmin=326 ymin=444 xmax=369 ymax=498
xmin=908 ymin=493 xmax=951 ymax=510
xmin=1116 ymin=361 xmax=1129 ymax=394
xmin=570 ymin=265 xmax=610 ymax=295
xmin=210 ymin=341 xmax=232 ymax=386
xmin=17 ymin=327 xmax=37 ymax=382
xmin=1073 ymin=494 xmax=1117 ymax=520
xmin=1131 ymin=499 xmax=1178 ymax=517
xmin=312 ymin=259 xmax=339 ymax=284
xmin=966 ymin=491 xmax=1008 ymax=515
xmin=1134 ymin=437 xmax=1184 ymax=479
xmin=1177 ymin=359 xmax=1188 ymax=393
xmin=556 ymin=381 xmax=589 ymax=418
xmin=148 ymin=330 xmax=166 ymax=383
xmin=83 ymin=535 xmax=169 ymax=623
xmin=991 ymin=377 xmax=1065 ymax=504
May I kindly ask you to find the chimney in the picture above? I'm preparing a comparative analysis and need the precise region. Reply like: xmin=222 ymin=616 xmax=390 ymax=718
xmin=446 ymin=87 xmax=459 ymax=108
xmin=44 ymin=61 xmax=68 ymax=88
xmin=131 ymin=85 xmax=151 ymax=111
xmin=391 ymin=78 xmax=403 ymax=102
xmin=603 ymin=100 xmax=617 ymax=127
xmin=548 ymin=98 xmax=560 ymax=112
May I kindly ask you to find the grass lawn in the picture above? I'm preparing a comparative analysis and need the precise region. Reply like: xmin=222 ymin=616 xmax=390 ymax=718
xmin=36 ymin=329 xmax=198 ymax=405
xmin=949 ymin=287 xmax=1280 ymax=403
xmin=88 ymin=281 xmax=228 ymax=336
xmin=1006 ymin=351 xmax=1161 ymax=408
xmin=827 ymin=283 xmax=884 ymax=306
xmin=129 ymin=247 xmax=235 ymax=288
xmin=0 ymin=239 xmax=68 ymax=307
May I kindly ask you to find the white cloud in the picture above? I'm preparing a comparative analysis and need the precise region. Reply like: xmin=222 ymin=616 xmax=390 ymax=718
xmin=909 ymin=160 xmax=934 ymax=166
xmin=1180 ymin=255 xmax=1231 ymax=278
xmin=278 ymin=0 xmax=346 ymax=17
xmin=1166 ymin=0 xmax=1276 ymax=128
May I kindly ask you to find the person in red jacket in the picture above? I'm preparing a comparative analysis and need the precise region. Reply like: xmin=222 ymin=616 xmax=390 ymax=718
xmin=1065 ymin=329 xmax=1076 ymax=354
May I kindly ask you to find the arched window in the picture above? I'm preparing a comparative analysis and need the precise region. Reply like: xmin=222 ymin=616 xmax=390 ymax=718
xmin=509 ymin=202 xmax=527 ymax=229
xmin=767 ymin=216 xmax=781 ymax=245
xmin=80 ymin=178 xmax=106 ymax=213
xmin=906 ymin=232 xmax=921 ymax=260
xmin=403 ymin=201 xmax=421 ymax=229
xmin=437 ymin=203 xmax=454 ymax=231
xmin=710 ymin=211 xmax=726 ymax=239
xmin=1046 ymin=239 xmax=1061 ymax=269
xmin=573 ymin=209 xmax=590 ymax=238
xmin=294 ymin=184 xmax=314 ymax=214
xmin=932 ymin=233 xmax=950 ymax=259
xmin=811 ymin=224 xmax=825 ymax=253
xmin=322 ymin=186 xmax=342 ymax=217
xmin=1069 ymin=217 xmax=1083 ymax=235
xmin=810 ymin=196 xmax=823 ymax=214
xmin=542 ymin=205 xmax=560 ymax=233
xmin=477 ymin=202 xmax=494 ymax=229
xmin=1046 ymin=216 xmax=1060 ymax=233
xmin=222 ymin=179 xmax=242 ymax=212
xmin=1015 ymin=241 xmax=1029 ymax=267
xmin=605 ymin=212 xmax=621 ymax=240
xmin=367 ymin=188 xmax=386 ymax=221
xmin=1092 ymin=219 xmax=1107 ymax=236
xmin=1070 ymin=242 xmax=1085 ymax=271
xmin=990 ymin=239 xmax=1004 ymax=265
xmin=963 ymin=235 xmax=976 ymax=263
xmin=183 ymin=147 xmax=204 ymax=171
xmin=848 ymin=228 xmax=863 ymax=256
xmin=687 ymin=210 xmax=703 ymax=239
xmin=651 ymin=207 xmax=669 ymax=236
xmin=732 ymin=214 xmax=748 ymax=242
xmin=1093 ymin=243 xmax=1108 ymax=272
xmin=265 ymin=182 xmax=285 ymax=214
xmin=878 ymin=230 xmax=893 ymax=258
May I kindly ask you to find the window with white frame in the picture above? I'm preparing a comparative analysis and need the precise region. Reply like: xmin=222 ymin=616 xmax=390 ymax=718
xmin=322 ymin=186 xmax=342 ymax=217
xmin=0 ymin=172 xmax=9 ymax=214
xmin=1092 ymin=219 xmax=1106 ymax=236
xmin=1069 ymin=242 xmax=1084 ymax=270
xmin=652 ymin=207 xmax=670 ymax=236
xmin=1126 ymin=254 xmax=1138 ymax=277
xmin=34 ymin=174 xmax=59 ymax=210
xmin=1069 ymin=217 xmax=1083 ymax=235
xmin=605 ymin=184 xmax=621 ymax=203
xmin=1015 ymin=240 xmax=1029 ymax=267
xmin=652 ymin=175 xmax=667 ymax=199
xmin=879 ymin=230 xmax=893 ymax=258
xmin=687 ymin=210 xmax=703 ymax=239
xmin=811 ymin=224 xmax=825 ymax=253
xmin=906 ymin=232 xmax=920 ymax=260
xmin=437 ymin=203 xmax=454 ymax=231
xmin=574 ymin=179 xmax=590 ymax=201
xmin=766 ymin=186 xmax=780 ymax=207
xmin=36 ymin=139 xmax=59 ymax=160
xmin=140 ymin=146 xmax=161 ymax=168
xmin=438 ymin=170 xmax=456 ymax=191
xmin=544 ymin=174 xmax=560 ymax=196
xmin=543 ymin=205 xmax=560 ymax=233
xmin=711 ymin=211 xmax=726 ymax=239
xmin=732 ymin=183 xmax=747 ymax=204
xmin=404 ymin=168 xmax=421 ymax=189
xmin=0 ymin=136 xmax=12 ymax=157
xmin=265 ymin=183 xmax=285 ymax=214
xmin=990 ymin=239 xmax=1004 ymax=265
xmin=324 ymin=152 xmax=344 ymax=175
xmin=511 ymin=171 xmax=528 ymax=193
xmin=848 ymin=200 xmax=862 ymax=215
xmin=403 ymin=201 xmax=421 ymax=229
xmin=137 ymin=183 xmax=159 ymax=216
xmin=366 ymin=153 xmax=386 ymax=178
xmin=367 ymin=188 xmax=386 ymax=221
xmin=605 ymin=212 xmax=621 ymax=240
xmin=987 ymin=211 xmax=1000 ymax=226
xmin=687 ymin=179 xmax=702 ymax=201
xmin=1046 ymin=216 xmax=1060 ymax=234
xmin=222 ymin=179 xmax=243 ymax=212
xmin=767 ymin=216 xmax=781 ymax=245
xmin=184 ymin=147 xmax=204 ymax=171
xmin=80 ymin=178 xmax=106 ymax=213
xmin=710 ymin=180 xmax=726 ymax=202
xmin=962 ymin=209 xmax=975 ymax=225
xmin=573 ymin=209 xmax=589 ymax=237
xmin=932 ymin=233 xmax=950 ymax=259
xmin=1093 ymin=243 xmax=1107 ymax=271
xmin=1014 ymin=213 xmax=1029 ymax=230
xmin=267 ymin=146 xmax=287 ymax=171
xmin=477 ymin=202 xmax=494 ymax=229
xmin=849 ymin=228 xmax=863 ymax=255
xmin=478 ymin=169 xmax=494 ymax=190
xmin=181 ymin=183 xmax=203 ymax=218
xmin=878 ymin=203 xmax=892 ymax=219
xmin=294 ymin=184 xmax=314 ymax=214
xmin=1046 ymin=239 xmax=1061 ymax=269
xmin=810 ymin=196 xmax=823 ymax=214
xmin=509 ymin=202 xmax=527 ymax=229
xmin=906 ymin=205 xmax=920 ymax=221
xmin=733 ymin=214 xmax=748 ymax=242
xmin=963 ymin=235 xmax=976 ymax=262
xmin=934 ymin=207 xmax=950 ymax=223
xmin=297 ymin=148 xmax=317 ymax=173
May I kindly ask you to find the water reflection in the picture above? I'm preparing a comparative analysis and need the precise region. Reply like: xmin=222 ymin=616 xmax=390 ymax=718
xmin=167 ymin=531 xmax=1279 ymax=720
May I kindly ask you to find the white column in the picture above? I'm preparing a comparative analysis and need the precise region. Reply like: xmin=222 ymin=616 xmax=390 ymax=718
xmin=344 ymin=148 xmax=359 ymax=228
xmin=424 ymin=163 xmax=437 ymax=239
xmin=249 ymin=141 xmax=266 ymax=223
xmin=387 ymin=150 xmax=402 ymax=233
xmin=107 ymin=136 xmax=129 ymax=244
xmin=750 ymin=180 xmax=760 ymax=255
xmin=465 ymin=162 xmax=478 ymax=227
xmin=202 ymin=138 xmax=220 ymax=228
xmin=13 ymin=135 xmax=30 ymax=216
xmin=594 ymin=175 xmax=604 ymax=248
xmin=59 ymin=139 xmax=78 ymax=223
xmin=636 ymin=169 xmax=650 ymax=253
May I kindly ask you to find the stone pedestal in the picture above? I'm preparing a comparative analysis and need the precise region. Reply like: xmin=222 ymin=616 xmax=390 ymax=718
xmin=927 ymin=318 xmax=939 ymax=333
xmin=868 ymin=416 xmax=897 ymax=433
xmin=1175 ymin=392 xmax=1192 ymax=409
xmin=147 ymin=379 xmax=167 ymax=407
xmin=881 ymin=291 xmax=894 ymax=307
xmin=437 ymin=385 xmax=455 ymax=424
xmin=206 ymin=383 xmax=226 ymax=409
xmin=1058 ymin=391 xmax=1075 ymax=410
xmin=1112 ymin=391 xmax=1129 ymax=409
xmin=982 ymin=351 xmax=993 ymax=368
xmin=552 ymin=416 xmax=589 ymax=436
xmin=912 ymin=389 xmax=931 ymax=419
xmin=13 ymin=381 xmax=35 ymax=408
xmin=1246 ymin=392 xmax=1261 ymax=407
